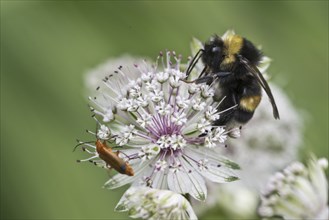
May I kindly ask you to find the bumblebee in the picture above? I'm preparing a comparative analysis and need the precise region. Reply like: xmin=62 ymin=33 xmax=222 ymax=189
xmin=186 ymin=32 xmax=280 ymax=129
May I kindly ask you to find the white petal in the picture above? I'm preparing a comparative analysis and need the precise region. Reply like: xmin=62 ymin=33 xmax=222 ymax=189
xmin=104 ymin=159 xmax=153 ymax=189
xmin=180 ymin=158 xmax=207 ymax=201
xmin=309 ymin=157 xmax=328 ymax=205
xmin=258 ymin=56 xmax=272 ymax=74
xmin=167 ymin=168 xmax=192 ymax=194
xmin=186 ymin=147 xmax=240 ymax=170
xmin=184 ymin=147 xmax=239 ymax=183
xmin=222 ymin=29 xmax=235 ymax=40
xmin=201 ymin=163 xmax=239 ymax=183
xmin=115 ymin=193 xmax=129 ymax=212
xmin=152 ymin=169 xmax=169 ymax=189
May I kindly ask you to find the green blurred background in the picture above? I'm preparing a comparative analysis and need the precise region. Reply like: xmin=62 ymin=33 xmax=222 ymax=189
xmin=1 ymin=1 xmax=328 ymax=219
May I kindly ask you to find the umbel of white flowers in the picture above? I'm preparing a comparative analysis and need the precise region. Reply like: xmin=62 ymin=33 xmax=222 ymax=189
xmin=78 ymin=49 xmax=241 ymax=219
xmin=116 ymin=187 xmax=197 ymax=220
xmin=259 ymin=156 xmax=329 ymax=220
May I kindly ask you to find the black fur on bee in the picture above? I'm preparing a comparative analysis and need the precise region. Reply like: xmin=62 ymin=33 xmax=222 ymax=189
xmin=186 ymin=33 xmax=279 ymax=128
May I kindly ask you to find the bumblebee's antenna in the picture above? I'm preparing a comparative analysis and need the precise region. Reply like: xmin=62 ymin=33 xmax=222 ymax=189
xmin=186 ymin=49 xmax=204 ymax=79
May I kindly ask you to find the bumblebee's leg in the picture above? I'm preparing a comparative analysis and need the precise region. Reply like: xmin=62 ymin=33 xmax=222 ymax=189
xmin=194 ymin=75 xmax=215 ymax=84
xmin=232 ymin=93 xmax=237 ymax=105
xmin=213 ymin=71 xmax=231 ymax=77
xmin=191 ymin=71 xmax=231 ymax=84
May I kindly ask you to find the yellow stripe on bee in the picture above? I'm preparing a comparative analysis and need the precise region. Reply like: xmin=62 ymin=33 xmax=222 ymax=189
xmin=240 ymin=95 xmax=261 ymax=112
xmin=224 ymin=35 xmax=243 ymax=55
xmin=221 ymin=35 xmax=243 ymax=67
xmin=221 ymin=55 xmax=236 ymax=66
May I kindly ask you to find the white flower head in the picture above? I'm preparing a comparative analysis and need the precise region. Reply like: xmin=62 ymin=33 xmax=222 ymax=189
xmin=156 ymin=71 xmax=169 ymax=83
xmin=211 ymin=127 xmax=227 ymax=143
xmin=171 ymin=112 xmax=187 ymax=126
xmin=78 ymin=51 xmax=239 ymax=204
xmin=115 ymin=125 xmax=135 ymax=146
xmin=259 ymin=156 xmax=329 ymax=220
xmin=155 ymin=160 xmax=168 ymax=172
xmin=197 ymin=118 xmax=212 ymax=133
xmin=145 ymin=81 xmax=160 ymax=92
xmin=204 ymin=136 xmax=217 ymax=148
xmin=200 ymin=84 xmax=214 ymax=98
xmin=117 ymin=98 xmax=139 ymax=112
xmin=169 ymin=134 xmax=186 ymax=150
xmin=97 ymin=124 xmax=111 ymax=140
xmin=155 ymin=101 xmax=172 ymax=116
xmin=192 ymin=98 xmax=206 ymax=111
xmin=188 ymin=83 xmax=201 ymax=94
xmin=137 ymin=113 xmax=152 ymax=128
xmin=135 ymin=95 xmax=149 ymax=108
xmin=176 ymin=96 xmax=190 ymax=109
xmin=115 ymin=187 xmax=198 ymax=220
xmin=141 ymin=71 xmax=153 ymax=82
xmin=138 ymin=146 xmax=160 ymax=161
xmin=150 ymin=89 xmax=164 ymax=103
xmin=205 ymin=106 xmax=220 ymax=122
xmin=169 ymin=75 xmax=182 ymax=88
xmin=128 ymin=85 xmax=142 ymax=98
xmin=117 ymin=98 xmax=130 ymax=111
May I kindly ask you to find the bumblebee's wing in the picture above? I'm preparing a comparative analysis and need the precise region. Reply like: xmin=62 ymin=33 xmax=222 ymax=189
xmin=238 ymin=55 xmax=280 ymax=119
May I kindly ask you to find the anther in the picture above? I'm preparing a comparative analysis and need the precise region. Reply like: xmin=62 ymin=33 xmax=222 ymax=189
xmin=145 ymin=177 xmax=153 ymax=187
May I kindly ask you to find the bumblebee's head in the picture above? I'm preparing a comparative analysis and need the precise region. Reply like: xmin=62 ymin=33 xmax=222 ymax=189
xmin=202 ymin=34 xmax=244 ymax=71
xmin=202 ymin=35 xmax=225 ymax=72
